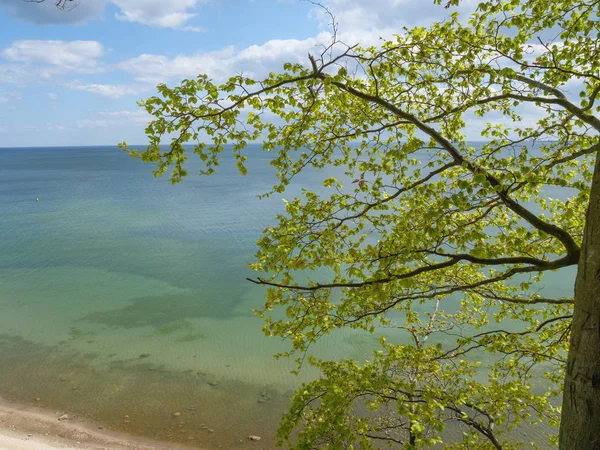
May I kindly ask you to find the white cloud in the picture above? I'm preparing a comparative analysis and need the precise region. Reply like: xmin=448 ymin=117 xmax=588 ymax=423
xmin=98 ymin=109 xmax=152 ymax=124
xmin=0 ymin=0 xmax=473 ymax=33
xmin=47 ymin=92 xmax=59 ymax=101
xmin=236 ymin=35 xmax=326 ymax=64
xmin=316 ymin=0 xmax=479 ymax=32
xmin=2 ymin=40 xmax=104 ymax=73
xmin=117 ymin=25 xmax=409 ymax=86
xmin=76 ymin=119 xmax=108 ymax=128
xmin=0 ymin=0 xmax=209 ymax=29
xmin=115 ymin=0 xmax=479 ymax=86
xmin=118 ymin=33 xmax=335 ymax=83
xmin=182 ymin=25 xmax=206 ymax=32
xmin=111 ymin=0 xmax=209 ymax=28
xmin=47 ymin=124 xmax=67 ymax=131
xmin=118 ymin=46 xmax=236 ymax=82
xmin=0 ymin=64 xmax=29 ymax=83
xmin=70 ymin=82 xmax=149 ymax=99
xmin=0 ymin=0 xmax=107 ymax=25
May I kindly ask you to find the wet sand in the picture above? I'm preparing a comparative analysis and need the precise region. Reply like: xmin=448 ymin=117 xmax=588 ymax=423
xmin=0 ymin=334 xmax=288 ymax=450
xmin=0 ymin=397 xmax=198 ymax=449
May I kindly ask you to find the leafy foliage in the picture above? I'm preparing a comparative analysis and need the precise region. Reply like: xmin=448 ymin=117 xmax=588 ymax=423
xmin=121 ymin=0 xmax=600 ymax=448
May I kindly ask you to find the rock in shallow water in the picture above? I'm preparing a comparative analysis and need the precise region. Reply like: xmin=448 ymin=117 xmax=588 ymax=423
xmin=248 ymin=435 xmax=261 ymax=441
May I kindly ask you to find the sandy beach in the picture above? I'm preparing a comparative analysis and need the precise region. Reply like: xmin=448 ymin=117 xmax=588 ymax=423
xmin=0 ymin=398 xmax=196 ymax=450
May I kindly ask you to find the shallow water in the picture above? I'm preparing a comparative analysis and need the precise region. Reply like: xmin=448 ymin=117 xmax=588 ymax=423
xmin=0 ymin=145 xmax=574 ymax=448
xmin=0 ymin=145 xmax=385 ymax=448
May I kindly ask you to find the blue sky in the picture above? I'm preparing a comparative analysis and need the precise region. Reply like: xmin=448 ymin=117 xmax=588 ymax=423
xmin=0 ymin=0 xmax=477 ymax=147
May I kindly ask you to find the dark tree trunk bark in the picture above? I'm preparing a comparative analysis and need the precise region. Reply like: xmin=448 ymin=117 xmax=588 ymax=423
xmin=560 ymin=151 xmax=600 ymax=450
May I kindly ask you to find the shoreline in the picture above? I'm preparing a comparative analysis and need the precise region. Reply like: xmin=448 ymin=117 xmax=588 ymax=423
xmin=0 ymin=396 xmax=198 ymax=450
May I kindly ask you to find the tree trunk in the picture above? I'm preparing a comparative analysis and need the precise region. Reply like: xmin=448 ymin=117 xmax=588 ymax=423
xmin=560 ymin=150 xmax=600 ymax=449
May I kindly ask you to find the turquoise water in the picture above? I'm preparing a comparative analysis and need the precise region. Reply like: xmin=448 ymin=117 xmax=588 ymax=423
xmin=0 ymin=145 xmax=575 ymax=448
xmin=0 ymin=145 xmax=383 ymax=448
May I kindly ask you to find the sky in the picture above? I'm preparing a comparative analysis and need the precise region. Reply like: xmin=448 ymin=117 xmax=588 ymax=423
xmin=0 ymin=0 xmax=478 ymax=147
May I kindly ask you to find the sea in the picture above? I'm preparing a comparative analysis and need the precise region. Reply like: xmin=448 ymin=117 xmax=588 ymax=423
xmin=0 ymin=145 xmax=575 ymax=448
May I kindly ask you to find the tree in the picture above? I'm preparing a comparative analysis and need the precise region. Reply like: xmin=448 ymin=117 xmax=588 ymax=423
xmin=121 ymin=0 xmax=600 ymax=448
